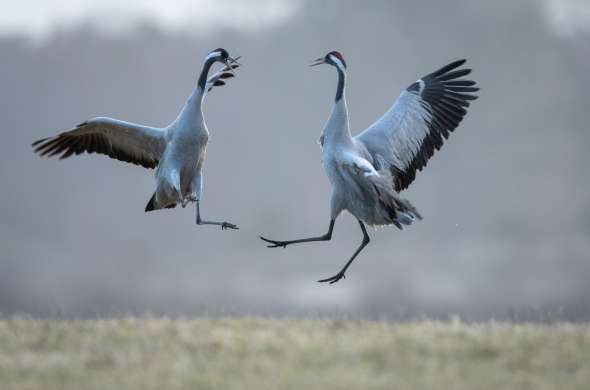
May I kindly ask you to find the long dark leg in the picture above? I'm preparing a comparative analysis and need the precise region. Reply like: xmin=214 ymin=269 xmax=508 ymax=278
xmin=196 ymin=201 xmax=238 ymax=230
xmin=318 ymin=220 xmax=370 ymax=284
xmin=260 ymin=219 xmax=335 ymax=248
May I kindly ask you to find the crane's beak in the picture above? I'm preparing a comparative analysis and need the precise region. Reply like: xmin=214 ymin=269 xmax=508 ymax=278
xmin=224 ymin=56 xmax=241 ymax=75
xmin=309 ymin=57 xmax=325 ymax=67
xmin=229 ymin=56 xmax=241 ymax=66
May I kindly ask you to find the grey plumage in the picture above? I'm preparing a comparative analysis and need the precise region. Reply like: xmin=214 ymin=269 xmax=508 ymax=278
xmin=33 ymin=48 xmax=241 ymax=229
xmin=357 ymin=59 xmax=479 ymax=192
xmin=261 ymin=52 xmax=478 ymax=283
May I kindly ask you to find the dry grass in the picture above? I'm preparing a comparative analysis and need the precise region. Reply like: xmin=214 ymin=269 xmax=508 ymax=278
xmin=1 ymin=317 xmax=589 ymax=390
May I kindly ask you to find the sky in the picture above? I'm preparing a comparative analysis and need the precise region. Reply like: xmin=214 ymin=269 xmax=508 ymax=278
xmin=0 ymin=0 xmax=589 ymax=320
xmin=1 ymin=0 xmax=590 ymax=39
xmin=0 ymin=0 xmax=300 ymax=38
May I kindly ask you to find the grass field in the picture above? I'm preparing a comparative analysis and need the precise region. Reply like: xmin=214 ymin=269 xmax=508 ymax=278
xmin=1 ymin=317 xmax=589 ymax=390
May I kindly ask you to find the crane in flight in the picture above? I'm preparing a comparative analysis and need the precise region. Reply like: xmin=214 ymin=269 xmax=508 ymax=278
xmin=32 ymin=48 xmax=241 ymax=230
xmin=261 ymin=51 xmax=479 ymax=283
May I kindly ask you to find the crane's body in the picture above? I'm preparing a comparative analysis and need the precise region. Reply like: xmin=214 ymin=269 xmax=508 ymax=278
xmin=32 ymin=48 xmax=240 ymax=229
xmin=150 ymin=83 xmax=209 ymax=211
xmin=261 ymin=52 xmax=478 ymax=283
xmin=320 ymin=97 xmax=418 ymax=228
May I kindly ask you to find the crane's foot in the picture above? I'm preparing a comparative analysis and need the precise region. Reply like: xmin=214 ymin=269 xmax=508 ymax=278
xmin=259 ymin=236 xmax=288 ymax=248
xmin=318 ymin=271 xmax=346 ymax=284
xmin=221 ymin=222 xmax=239 ymax=230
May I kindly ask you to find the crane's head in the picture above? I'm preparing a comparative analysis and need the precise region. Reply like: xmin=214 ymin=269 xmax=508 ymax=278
xmin=310 ymin=51 xmax=347 ymax=71
xmin=205 ymin=48 xmax=240 ymax=71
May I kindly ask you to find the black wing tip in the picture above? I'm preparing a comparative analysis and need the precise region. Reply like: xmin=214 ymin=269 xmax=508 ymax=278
xmin=31 ymin=137 xmax=50 ymax=147
xmin=446 ymin=59 xmax=468 ymax=70
xmin=430 ymin=59 xmax=468 ymax=78
xmin=32 ymin=136 xmax=59 ymax=155
xmin=395 ymin=58 xmax=479 ymax=190
xmin=438 ymin=68 xmax=472 ymax=82
xmin=32 ymin=119 xmax=87 ymax=150
xmin=430 ymin=58 xmax=477 ymax=84
xmin=451 ymin=58 xmax=467 ymax=67
xmin=31 ymin=124 xmax=160 ymax=169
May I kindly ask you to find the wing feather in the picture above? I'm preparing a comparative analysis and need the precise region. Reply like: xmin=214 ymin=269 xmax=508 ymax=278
xmin=355 ymin=59 xmax=479 ymax=191
xmin=32 ymin=117 xmax=167 ymax=169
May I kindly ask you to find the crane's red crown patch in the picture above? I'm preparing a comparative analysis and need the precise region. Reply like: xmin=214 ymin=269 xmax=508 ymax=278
xmin=330 ymin=51 xmax=344 ymax=61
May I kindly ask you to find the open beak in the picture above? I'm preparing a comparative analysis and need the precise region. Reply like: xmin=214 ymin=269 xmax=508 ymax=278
xmin=309 ymin=57 xmax=325 ymax=67
xmin=229 ymin=56 xmax=241 ymax=66
xmin=224 ymin=56 xmax=241 ymax=75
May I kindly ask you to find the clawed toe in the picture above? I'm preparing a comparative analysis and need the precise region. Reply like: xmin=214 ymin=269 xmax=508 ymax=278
xmin=318 ymin=272 xmax=346 ymax=284
xmin=221 ymin=222 xmax=239 ymax=230
xmin=259 ymin=236 xmax=287 ymax=248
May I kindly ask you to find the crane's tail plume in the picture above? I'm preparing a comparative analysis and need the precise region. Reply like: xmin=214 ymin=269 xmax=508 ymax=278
xmin=145 ymin=193 xmax=176 ymax=212
xmin=370 ymin=169 xmax=422 ymax=229
xmin=391 ymin=197 xmax=422 ymax=229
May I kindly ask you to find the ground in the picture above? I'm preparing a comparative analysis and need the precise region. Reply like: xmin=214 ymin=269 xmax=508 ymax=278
xmin=1 ymin=317 xmax=589 ymax=390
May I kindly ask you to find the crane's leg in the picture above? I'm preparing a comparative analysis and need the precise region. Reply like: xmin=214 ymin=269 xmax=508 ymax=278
xmin=196 ymin=201 xmax=239 ymax=230
xmin=318 ymin=220 xmax=370 ymax=284
xmin=260 ymin=219 xmax=335 ymax=248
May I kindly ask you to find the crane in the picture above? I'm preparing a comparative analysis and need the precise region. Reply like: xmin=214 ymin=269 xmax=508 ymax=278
xmin=261 ymin=51 xmax=479 ymax=283
xmin=32 ymin=48 xmax=241 ymax=230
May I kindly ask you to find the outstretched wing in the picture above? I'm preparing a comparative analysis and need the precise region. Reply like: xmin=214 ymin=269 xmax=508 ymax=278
xmin=32 ymin=117 xmax=167 ymax=169
xmin=355 ymin=59 xmax=479 ymax=191
xmin=205 ymin=58 xmax=240 ymax=93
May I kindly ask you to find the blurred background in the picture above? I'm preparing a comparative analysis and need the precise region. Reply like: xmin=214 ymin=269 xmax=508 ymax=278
xmin=1 ymin=0 xmax=589 ymax=321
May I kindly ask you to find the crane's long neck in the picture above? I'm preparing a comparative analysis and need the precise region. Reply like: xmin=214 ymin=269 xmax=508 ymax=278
xmin=175 ymin=57 xmax=216 ymax=126
xmin=334 ymin=65 xmax=345 ymax=103
xmin=197 ymin=57 xmax=216 ymax=92
xmin=322 ymin=66 xmax=352 ymax=145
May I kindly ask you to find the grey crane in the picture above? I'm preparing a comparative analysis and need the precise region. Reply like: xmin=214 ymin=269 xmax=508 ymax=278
xmin=261 ymin=51 xmax=479 ymax=283
xmin=32 ymin=48 xmax=241 ymax=229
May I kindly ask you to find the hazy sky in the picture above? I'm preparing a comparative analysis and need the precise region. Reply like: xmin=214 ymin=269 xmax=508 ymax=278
xmin=1 ymin=0 xmax=299 ymax=38
xmin=2 ymin=0 xmax=590 ymax=39
xmin=1 ymin=0 xmax=589 ymax=320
